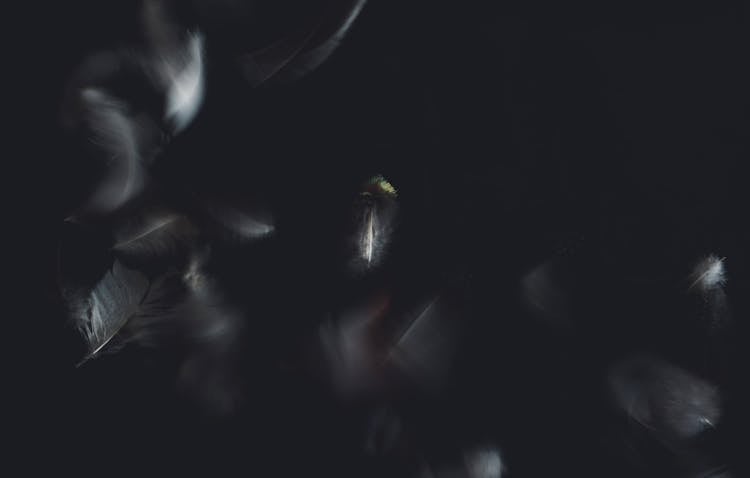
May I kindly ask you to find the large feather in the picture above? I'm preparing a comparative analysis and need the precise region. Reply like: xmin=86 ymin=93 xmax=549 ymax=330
xmin=240 ymin=0 xmax=367 ymax=86
xmin=70 ymin=260 xmax=150 ymax=361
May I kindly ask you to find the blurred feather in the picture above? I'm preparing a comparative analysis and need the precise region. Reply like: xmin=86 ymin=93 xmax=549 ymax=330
xmin=177 ymin=251 xmax=246 ymax=414
xmin=689 ymin=255 xmax=726 ymax=294
xmin=609 ymin=355 xmax=722 ymax=443
xmin=142 ymin=0 xmax=206 ymax=133
xmin=240 ymin=0 xmax=367 ymax=86
xmin=70 ymin=88 xmax=152 ymax=216
xmin=112 ymin=208 xmax=198 ymax=265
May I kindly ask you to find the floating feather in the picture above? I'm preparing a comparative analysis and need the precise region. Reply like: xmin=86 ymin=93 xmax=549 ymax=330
xmin=240 ymin=0 xmax=367 ymax=86
xmin=142 ymin=0 xmax=206 ymax=133
xmin=72 ymin=88 xmax=151 ymax=216
xmin=350 ymin=174 xmax=398 ymax=272
xmin=689 ymin=255 xmax=727 ymax=294
xmin=112 ymin=208 xmax=199 ymax=266
xmin=69 ymin=260 xmax=150 ymax=361
xmin=609 ymin=355 xmax=722 ymax=442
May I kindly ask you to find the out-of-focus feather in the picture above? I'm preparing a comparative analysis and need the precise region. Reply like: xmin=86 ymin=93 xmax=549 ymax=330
xmin=609 ymin=355 xmax=722 ymax=442
xmin=240 ymin=0 xmax=367 ymax=86
xmin=143 ymin=0 xmax=205 ymax=133
xmin=689 ymin=255 xmax=726 ymax=294
xmin=75 ymin=88 xmax=149 ymax=215
xmin=520 ymin=258 xmax=575 ymax=328
xmin=69 ymin=260 xmax=150 ymax=361
xmin=387 ymin=297 xmax=457 ymax=390
xmin=463 ymin=445 xmax=504 ymax=478
xmin=177 ymin=252 xmax=246 ymax=414
xmin=195 ymin=196 xmax=275 ymax=242
xmin=112 ymin=209 xmax=198 ymax=263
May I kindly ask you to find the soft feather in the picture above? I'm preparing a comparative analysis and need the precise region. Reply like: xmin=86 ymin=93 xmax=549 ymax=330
xmin=608 ymin=355 xmax=722 ymax=443
xmin=142 ymin=0 xmax=206 ymax=133
xmin=240 ymin=0 xmax=367 ymax=86
xmin=74 ymin=88 xmax=150 ymax=216
xmin=112 ymin=208 xmax=199 ymax=265
xmin=69 ymin=260 xmax=150 ymax=361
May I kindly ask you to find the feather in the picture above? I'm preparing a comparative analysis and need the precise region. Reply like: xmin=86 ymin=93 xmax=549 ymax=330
xmin=177 ymin=251 xmax=246 ymax=414
xmin=195 ymin=197 xmax=275 ymax=242
xmin=387 ymin=297 xmax=457 ymax=389
xmin=689 ymin=255 xmax=727 ymax=293
xmin=112 ymin=208 xmax=198 ymax=264
xmin=350 ymin=174 xmax=398 ymax=272
xmin=463 ymin=445 xmax=504 ymax=478
xmin=70 ymin=260 xmax=150 ymax=361
xmin=74 ymin=88 xmax=150 ymax=215
xmin=142 ymin=0 xmax=205 ymax=133
xmin=240 ymin=0 xmax=367 ymax=86
xmin=520 ymin=258 xmax=574 ymax=328
xmin=608 ymin=355 xmax=722 ymax=442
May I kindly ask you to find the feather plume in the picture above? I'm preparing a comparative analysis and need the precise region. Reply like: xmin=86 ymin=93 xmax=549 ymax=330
xmin=69 ymin=260 xmax=150 ymax=361
xmin=689 ymin=255 xmax=727 ymax=294
xmin=143 ymin=0 xmax=205 ymax=133
xmin=240 ymin=0 xmax=367 ymax=86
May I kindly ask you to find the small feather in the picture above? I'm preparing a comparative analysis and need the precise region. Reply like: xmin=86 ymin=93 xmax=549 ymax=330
xmin=240 ymin=0 xmax=367 ymax=85
xmin=112 ymin=209 xmax=198 ymax=263
xmin=143 ymin=0 xmax=205 ymax=132
xmin=689 ymin=255 xmax=727 ymax=293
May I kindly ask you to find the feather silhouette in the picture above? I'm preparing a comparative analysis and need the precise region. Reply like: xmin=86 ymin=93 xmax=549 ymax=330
xmin=240 ymin=0 xmax=367 ymax=86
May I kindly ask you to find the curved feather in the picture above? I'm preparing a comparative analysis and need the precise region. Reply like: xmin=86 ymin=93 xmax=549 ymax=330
xmin=609 ymin=355 xmax=722 ymax=442
xmin=240 ymin=0 xmax=367 ymax=86
xmin=71 ymin=260 xmax=150 ymax=360
xmin=142 ymin=0 xmax=206 ymax=133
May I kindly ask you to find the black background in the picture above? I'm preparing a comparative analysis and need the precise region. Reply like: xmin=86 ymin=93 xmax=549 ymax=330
xmin=14 ymin=0 xmax=750 ymax=476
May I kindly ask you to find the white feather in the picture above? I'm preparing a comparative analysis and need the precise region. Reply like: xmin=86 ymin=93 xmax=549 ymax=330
xmin=160 ymin=33 xmax=205 ymax=133
xmin=79 ymin=88 xmax=146 ymax=213
xmin=689 ymin=255 xmax=726 ymax=293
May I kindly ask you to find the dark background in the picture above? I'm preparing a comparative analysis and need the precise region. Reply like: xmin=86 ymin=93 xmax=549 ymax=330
xmin=15 ymin=0 xmax=750 ymax=476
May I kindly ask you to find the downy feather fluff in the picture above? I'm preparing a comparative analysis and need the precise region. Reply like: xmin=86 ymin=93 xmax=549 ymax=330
xmin=240 ymin=0 xmax=367 ymax=86
xmin=142 ymin=0 xmax=206 ymax=133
